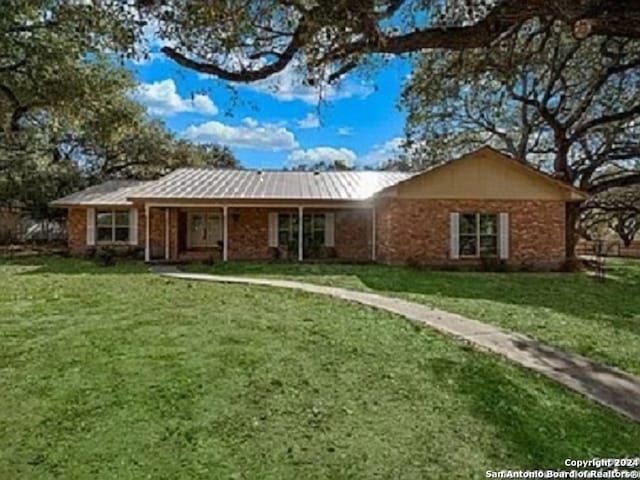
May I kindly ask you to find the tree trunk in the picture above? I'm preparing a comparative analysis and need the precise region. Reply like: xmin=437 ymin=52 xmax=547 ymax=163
xmin=554 ymin=140 xmax=571 ymax=182
xmin=565 ymin=202 xmax=581 ymax=259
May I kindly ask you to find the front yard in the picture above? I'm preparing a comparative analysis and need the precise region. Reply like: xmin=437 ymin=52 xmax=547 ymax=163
xmin=188 ymin=258 xmax=640 ymax=375
xmin=1 ymin=256 xmax=639 ymax=479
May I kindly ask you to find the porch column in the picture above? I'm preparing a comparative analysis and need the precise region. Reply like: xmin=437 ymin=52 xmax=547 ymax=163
xmin=371 ymin=205 xmax=376 ymax=261
xmin=144 ymin=204 xmax=150 ymax=262
xmin=222 ymin=205 xmax=228 ymax=262
xmin=298 ymin=206 xmax=303 ymax=261
xmin=164 ymin=208 xmax=170 ymax=261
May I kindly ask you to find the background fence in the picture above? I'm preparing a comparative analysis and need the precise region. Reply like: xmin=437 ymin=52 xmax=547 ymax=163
xmin=0 ymin=207 xmax=66 ymax=245
xmin=577 ymin=239 xmax=640 ymax=258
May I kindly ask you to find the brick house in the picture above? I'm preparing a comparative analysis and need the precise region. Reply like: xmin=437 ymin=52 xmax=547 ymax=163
xmin=51 ymin=147 xmax=587 ymax=268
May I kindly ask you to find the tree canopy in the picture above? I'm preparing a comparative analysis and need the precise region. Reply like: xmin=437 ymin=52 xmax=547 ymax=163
xmin=581 ymin=187 xmax=640 ymax=247
xmin=0 ymin=1 xmax=238 ymax=221
xmin=400 ymin=19 xmax=640 ymax=251
xmin=129 ymin=0 xmax=640 ymax=85
xmin=401 ymin=20 xmax=640 ymax=193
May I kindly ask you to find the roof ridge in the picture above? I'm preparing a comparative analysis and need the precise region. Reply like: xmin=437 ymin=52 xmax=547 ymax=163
xmin=170 ymin=167 xmax=412 ymax=174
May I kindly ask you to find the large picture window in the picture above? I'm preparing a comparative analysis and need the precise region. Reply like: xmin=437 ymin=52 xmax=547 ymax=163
xmin=96 ymin=210 xmax=130 ymax=243
xmin=459 ymin=213 xmax=498 ymax=257
xmin=278 ymin=213 xmax=325 ymax=249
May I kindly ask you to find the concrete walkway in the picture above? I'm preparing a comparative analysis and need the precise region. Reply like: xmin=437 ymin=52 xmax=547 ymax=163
xmin=152 ymin=265 xmax=640 ymax=422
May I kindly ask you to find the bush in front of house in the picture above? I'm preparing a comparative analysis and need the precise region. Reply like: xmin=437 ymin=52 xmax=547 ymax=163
xmin=96 ymin=247 xmax=116 ymax=267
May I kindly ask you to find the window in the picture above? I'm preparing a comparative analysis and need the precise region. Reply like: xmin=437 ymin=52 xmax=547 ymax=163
xmin=278 ymin=213 xmax=325 ymax=249
xmin=96 ymin=210 xmax=130 ymax=243
xmin=459 ymin=213 xmax=498 ymax=257
xmin=278 ymin=213 xmax=296 ymax=246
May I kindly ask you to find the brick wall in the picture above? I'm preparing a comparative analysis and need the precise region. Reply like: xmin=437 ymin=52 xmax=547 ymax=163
xmin=227 ymin=207 xmax=372 ymax=261
xmin=67 ymin=206 xmax=149 ymax=255
xmin=66 ymin=201 xmax=567 ymax=267
xmin=376 ymin=198 xmax=566 ymax=268
xmin=148 ymin=208 xmax=166 ymax=259
xmin=67 ymin=208 xmax=87 ymax=254
xmin=227 ymin=207 xmax=279 ymax=260
xmin=335 ymin=209 xmax=372 ymax=261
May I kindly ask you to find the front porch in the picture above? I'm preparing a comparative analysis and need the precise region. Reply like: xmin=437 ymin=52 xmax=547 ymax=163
xmin=143 ymin=203 xmax=375 ymax=263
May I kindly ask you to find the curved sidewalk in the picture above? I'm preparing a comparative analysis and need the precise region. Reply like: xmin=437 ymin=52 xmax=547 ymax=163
xmin=153 ymin=266 xmax=640 ymax=422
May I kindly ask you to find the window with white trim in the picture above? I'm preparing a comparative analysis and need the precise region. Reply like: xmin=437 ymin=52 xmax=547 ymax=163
xmin=277 ymin=213 xmax=326 ymax=249
xmin=459 ymin=213 xmax=498 ymax=257
xmin=96 ymin=210 xmax=130 ymax=243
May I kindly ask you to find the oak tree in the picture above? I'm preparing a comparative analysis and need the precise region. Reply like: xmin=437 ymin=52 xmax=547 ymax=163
xmin=400 ymin=20 xmax=640 ymax=255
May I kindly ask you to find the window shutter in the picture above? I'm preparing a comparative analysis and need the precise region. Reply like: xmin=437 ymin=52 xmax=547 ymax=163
xmin=86 ymin=208 xmax=95 ymax=246
xmin=268 ymin=212 xmax=278 ymax=247
xmin=129 ymin=208 xmax=139 ymax=245
xmin=499 ymin=212 xmax=509 ymax=259
xmin=324 ymin=212 xmax=335 ymax=247
xmin=449 ymin=212 xmax=459 ymax=259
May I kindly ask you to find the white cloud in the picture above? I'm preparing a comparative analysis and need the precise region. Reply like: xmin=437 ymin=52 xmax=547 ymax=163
xmin=242 ymin=117 xmax=259 ymax=128
xmin=337 ymin=127 xmax=353 ymax=136
xmin=242 ymin=62 xmax=373 ymax=104
xmin=296 ymin=112 xmax=320 ymax=129
xmin=133 ymin=79 xmax=218 ymax=117
xmin=288 ymin=147 xmax=357 ymax=166
xmin=184 ymin=118 xmax=298 ymax=151
xmin=360 ymin=137 xmax=404 ymax=167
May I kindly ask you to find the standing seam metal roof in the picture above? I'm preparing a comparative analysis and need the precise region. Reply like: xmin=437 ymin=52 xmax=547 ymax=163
xmin=49 ymin=180 xmax=152 ymax=206
xmin=127 ymin=169 xmax=415 ymax=201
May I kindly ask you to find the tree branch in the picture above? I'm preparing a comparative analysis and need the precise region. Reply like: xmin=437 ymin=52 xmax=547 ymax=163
xmin=589 ymin=172 xmax=640 ymax=194
xmin=156 ymin=0 xmax=640 ymax=83
xmin=571 ymin=103 xmax=640 ymax=140
xmin=161 ymin=19 xmax=306 ymax=82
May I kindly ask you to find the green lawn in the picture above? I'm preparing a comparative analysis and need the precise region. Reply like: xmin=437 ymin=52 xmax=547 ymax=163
xmin=187 ymin=259 xmax=640 ymax=376
xmin=1 ymin=256 xmax=639 ymax=479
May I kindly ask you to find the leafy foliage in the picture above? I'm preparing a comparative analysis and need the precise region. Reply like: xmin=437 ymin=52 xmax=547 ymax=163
xmin=0 ymin=1 xmax=238 ymax=221
xmin=129 ymin=1 xmax=640 ymax=85
xmin=286 ymin=159 xmax=354 ymax=171
xmin=401 ymin=20 xmax=640 ymax=248
xmin=581 ymin=186 xmax=640 ymax=246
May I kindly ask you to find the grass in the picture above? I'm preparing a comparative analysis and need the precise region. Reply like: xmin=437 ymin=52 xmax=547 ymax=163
xmin=1 ymin=255 xmax=639 ymax=479
xmin=186 ymin=259 xmax=640 ymax=376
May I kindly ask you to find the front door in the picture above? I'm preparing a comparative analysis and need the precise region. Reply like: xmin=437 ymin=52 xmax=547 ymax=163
xmin=188 ymin=212 xmax=221 ymax=248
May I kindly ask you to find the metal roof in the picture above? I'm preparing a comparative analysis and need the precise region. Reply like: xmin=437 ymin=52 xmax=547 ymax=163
xmin=50 ymin=180 xmax=151 ymax=206
xmin=50 ymin=147 xmax=588 ymax=208
xmin=127 ymin=169 xmax=414 ymax=201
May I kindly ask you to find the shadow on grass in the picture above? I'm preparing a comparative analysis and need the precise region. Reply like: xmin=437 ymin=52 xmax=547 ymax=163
xmin=0 ymin=254 xmax=148 ymax=275
xmin=423 ymin=355 xmax=634 ymax=466
xmin=190 ymin=260 xmax=640 ymax=332
xmin=510 ymin=336 xmax=640 ymax=420
xmin=4 ymin=255 xmax=640 ymax=338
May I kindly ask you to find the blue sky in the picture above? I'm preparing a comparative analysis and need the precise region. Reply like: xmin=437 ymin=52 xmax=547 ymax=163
xmin=128 ymin=51 xmax=412 ymax=170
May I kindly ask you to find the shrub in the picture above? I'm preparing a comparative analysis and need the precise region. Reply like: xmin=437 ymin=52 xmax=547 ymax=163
xmin=124 ymin=246 xmax=144 ymax=259
xmin=96 ymin=247 xmax=115 ymax=267
xmin=405 ymin=255 xmax=424 ymax=269
xmin=480 ymin=256 xmax=508 ymax=272
xmin=269 ymin=246 xmax=280 ymax=260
